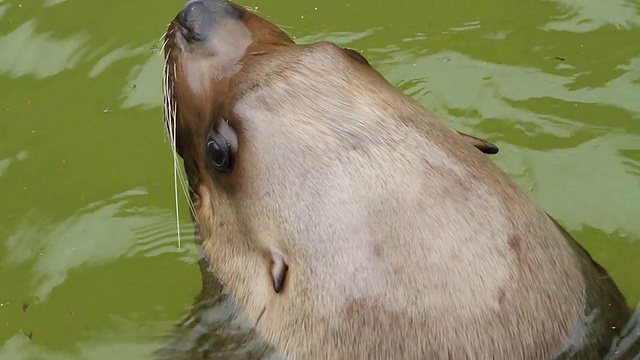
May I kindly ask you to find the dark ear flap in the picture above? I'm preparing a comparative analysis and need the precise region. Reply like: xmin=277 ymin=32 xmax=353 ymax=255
xmin=270 ymin=247 xmax=289 ymax=293
xmin=342 ymin=48 xmax=371 ymax=66
xmin=456 ymin=131 xmax=499 ymax=154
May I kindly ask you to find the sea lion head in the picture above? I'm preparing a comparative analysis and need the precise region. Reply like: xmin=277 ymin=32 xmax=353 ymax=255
xmin=161 ymin=0 xmax=516 ymax=355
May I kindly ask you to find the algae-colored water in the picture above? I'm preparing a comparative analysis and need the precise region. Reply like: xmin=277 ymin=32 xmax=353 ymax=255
xmin=0 ymin=0 xmax=638 ymax=358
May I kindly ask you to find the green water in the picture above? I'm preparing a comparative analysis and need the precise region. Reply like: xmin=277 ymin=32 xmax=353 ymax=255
xmin=0 ymin=0 xmax=638 ymax=358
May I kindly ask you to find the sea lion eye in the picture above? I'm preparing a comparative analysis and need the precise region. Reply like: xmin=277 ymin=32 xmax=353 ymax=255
xmin=206 ymin=131 xmax=233 ymax=172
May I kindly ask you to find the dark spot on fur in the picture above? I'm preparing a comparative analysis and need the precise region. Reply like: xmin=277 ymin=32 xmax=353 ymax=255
xmin=507 ymin=234 xmax=524 ymax=267
xmin=497 ymin=289 xmax=506 ymax=305
xmin=342 ymin=298 xmax=404 ymax=329
xmin=508 ymin=234 xmax=521 ymax=254
xmin=372 ymin=243 xmax=384 ymax=259
xmin=344 ymin=299 xmax=358 ymax=318
xmin=392 ymin=264 xmax=404 ymax=277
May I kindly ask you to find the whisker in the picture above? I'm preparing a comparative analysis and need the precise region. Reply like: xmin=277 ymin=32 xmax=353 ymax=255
xmin=163 ymin=50 xmax=181 ymax=248
xmin=169 ymin=70 xmax=194 ymax=214
xmin=158 ymin=30 xmax=167 ymax=46
xmin=176 ymin=167 xmax=197 ymax=218
xmin=172 ymin=147 xmax=181 ymax=248
xmin=161 ymin=32 xmax=170 ymax=54
xmin=162 ymin=50 xmax=199 ymax=248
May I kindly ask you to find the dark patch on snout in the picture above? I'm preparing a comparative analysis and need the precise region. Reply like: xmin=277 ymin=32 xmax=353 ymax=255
xmin=178 ymin=0 xmax=246 ymax=42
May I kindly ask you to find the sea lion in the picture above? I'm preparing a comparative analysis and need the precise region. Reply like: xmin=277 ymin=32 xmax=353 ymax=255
xmin=161 ymin=0 xmax=639 ymax=358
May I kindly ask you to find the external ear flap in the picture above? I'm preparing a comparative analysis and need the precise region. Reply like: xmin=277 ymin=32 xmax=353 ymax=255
xmin=342 ymin=47 xmax=370 ymax=66
xmin=270 ymin=247 xmax=289 ymax=293
xmin=457 ymin=131 xmax=499 ymax=155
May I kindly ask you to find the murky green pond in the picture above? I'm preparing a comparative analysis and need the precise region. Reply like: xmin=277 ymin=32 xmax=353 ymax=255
xmin=1 ymin=0 xmax=638 ymax=358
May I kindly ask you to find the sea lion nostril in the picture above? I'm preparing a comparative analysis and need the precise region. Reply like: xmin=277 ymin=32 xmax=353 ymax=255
xmin=177 ymin=0 xmax=236 ymax=43
xmin=179 ymin=0 xmax=245 ymax=30
xmin=179 ymin=2 xmax=202 ymax=26
xmin=178 ymin=1 xmax=213 ymax=42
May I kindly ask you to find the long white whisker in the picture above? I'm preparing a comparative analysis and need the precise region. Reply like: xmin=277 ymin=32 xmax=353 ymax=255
xmin=162 ymin=30 xmax=198 ymax=247
xmin=163 ymin=40 xmax=181 ymax=248
xmin=168 ymin=61 xmax=198 ymax=219
xmin=171 ymin=61 xmax=183 ymax=248
xmin=172 ymin=74 xmax=196 ymax=215
xmin=157 ymin=30 xmax=168 ymax=48
xmin=172 ymin=130 xmax=181 ymax=247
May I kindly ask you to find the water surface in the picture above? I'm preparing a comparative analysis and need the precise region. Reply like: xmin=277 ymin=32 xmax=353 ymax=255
xmin=0 ymin=0 xmax=638 ymax=358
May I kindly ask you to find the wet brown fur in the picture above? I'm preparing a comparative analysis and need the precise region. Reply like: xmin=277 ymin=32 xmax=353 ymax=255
xmin=162 ymin=1 xmax=636 ymax=358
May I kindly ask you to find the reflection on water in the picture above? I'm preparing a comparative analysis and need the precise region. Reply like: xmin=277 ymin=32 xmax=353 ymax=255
xmin=0 ymin=151 xmax=28 ymax=177
xmin=0 ymin=317 xmax=167 ymax=360
xmin=88 ymin=44 xmax=152 ymax=79
xmin=510 ymin=133 xmax=640 ymax=234
xmin=380 ymin=50 xmax=640 ymax=124
xmin=3 ymin=188 xmax=195 ymax=303
xmin=615 ymin=310 xmax=640 ymax=359
xmin=0 ymin=20 xmax=88 ymax=79
xmin=0 ymin=5 xmax=9 ymax=21
xmin=121 ymin=52 xmax=165 ymax=111
xmin=294 ymin=28 xmax=381 ymax=45
xmin=544 ymin=0 xmax=640 ymax=32
xmin=0 ymin=186 xmax=197 ymax=358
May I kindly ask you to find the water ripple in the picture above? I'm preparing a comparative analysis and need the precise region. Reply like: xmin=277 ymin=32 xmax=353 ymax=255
xmin=3 ymin=188 xmax=195 ymax=303
xmin=0 ymin=20 xmax=88 ymax=79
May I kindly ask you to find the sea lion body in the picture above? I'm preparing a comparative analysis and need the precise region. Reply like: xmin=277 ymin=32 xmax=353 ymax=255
xmin=162 ymin=1 xmax=637 ymax=358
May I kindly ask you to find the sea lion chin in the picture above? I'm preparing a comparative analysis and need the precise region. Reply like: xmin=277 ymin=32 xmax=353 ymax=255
xmin=161 ymin=1 xmax=638 ymax=358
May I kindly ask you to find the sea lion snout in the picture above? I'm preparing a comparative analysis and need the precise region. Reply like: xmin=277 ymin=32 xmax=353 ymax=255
xmin=178 ymin=0 xmax=244 ymax=43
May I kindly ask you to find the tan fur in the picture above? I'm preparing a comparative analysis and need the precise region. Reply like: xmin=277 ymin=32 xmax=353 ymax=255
xmin=162 ymin=1 xmax=634 ymax=359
